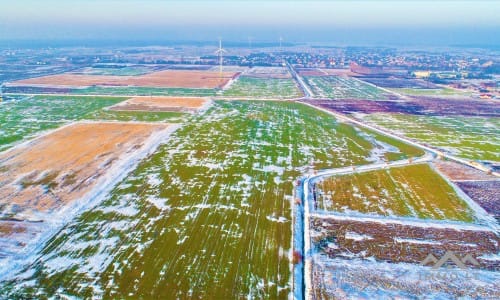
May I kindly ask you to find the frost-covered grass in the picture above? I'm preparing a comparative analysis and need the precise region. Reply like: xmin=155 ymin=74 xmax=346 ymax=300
xmin=304 ymin=76 xmax=391 ymax=100
xmin=0 ymin=95 xmax=184 ymax=152
xmin=222 ymin=76 xmax=302 ymax=98
xmin=315 ymin=164 xmax=475 ymax=222
xmin=362 ymin=113 xmax=500 ymax=162
xmin=311 ymin=253 xmax=500 ymax=299
xmin=0 ymin=101 xmax=422 ymax=299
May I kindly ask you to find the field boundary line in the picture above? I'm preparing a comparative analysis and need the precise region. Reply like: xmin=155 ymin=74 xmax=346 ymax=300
xmin=0 ymin=123 xmax=182 ymax=282
xmin=299 ymin=101 xmax=499 ymax=177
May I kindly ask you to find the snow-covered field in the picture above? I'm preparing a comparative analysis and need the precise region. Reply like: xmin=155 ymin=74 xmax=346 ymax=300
xmin=303 ymin=76 xmax=393 ymax=100
xmin=0 ymin=122 xmax=179 ymax=283
xmin=304 ymin=158 xmax=499 ymax=299
xmin=0 ymin=100 xmax=421 ymax=298
xmin=312 ymin=254 xmax=500 ymax=299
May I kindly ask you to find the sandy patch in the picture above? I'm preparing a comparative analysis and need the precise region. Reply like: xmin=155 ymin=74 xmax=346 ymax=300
xmin=434 ymin=160 xmax=497 ymax=181
xmin=0 ymin=122 xmax=170 ymax=218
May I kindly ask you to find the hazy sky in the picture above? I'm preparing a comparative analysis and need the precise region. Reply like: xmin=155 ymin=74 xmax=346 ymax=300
xmin=0 ymin=0 xmax=498 ymax=46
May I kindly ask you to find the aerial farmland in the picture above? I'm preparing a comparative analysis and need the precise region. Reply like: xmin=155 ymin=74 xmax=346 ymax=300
xmin=0 ymin=35 xmax=499 ymax=300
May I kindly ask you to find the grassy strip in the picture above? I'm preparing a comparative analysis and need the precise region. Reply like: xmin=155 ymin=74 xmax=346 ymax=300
xmin=389 ymin=87 xmax=472 ymax=97
xmin=84 ymin=110 xmax=186 ymax=122
xmin=71 ymin=86 xmax=217 ymax=97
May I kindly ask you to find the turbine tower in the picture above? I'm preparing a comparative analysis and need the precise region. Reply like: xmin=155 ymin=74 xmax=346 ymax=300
xmin=215 ymin=38 xmax=227 ymax=84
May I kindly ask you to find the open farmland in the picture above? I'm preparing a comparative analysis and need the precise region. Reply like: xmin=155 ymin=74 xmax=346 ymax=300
xmin=0 ymin=95 xmax=184 ymax=152
xmin=85 ymin=109 xmax=185 ymax=123
xmin=10 ymin=70 xmax=238 ymax=89
xmin=71 ymin=86 xmax=217 ymax=97
xmin=0 ymin=122 xmax=171 ymax=218
xmin=432 ymin=160 xmax=500 ymax=220
xmin=390 ymin=87 xmax=473 ymax=97
xmin=361 ymin=113 xmax=500 ymax=162
xmin=306 ymin=96 xmax=500 ymax=117
xmin=311 ymin=251 xmax=500 ymax=299
xmin=0 ymin=101 xmax=423 ymax=299
xmin=0 ymin=122 xmax=175 ymax=275
xmin=433 ymin=160 xmax=498 ymax=181
xmin=297 ymin=68 xmax=357 ymax=77
xmin=71 ymin=65 xmax=161 ymax=76
xmin=314 ymin=164 xmax=476 ymax=222
xmin=108 ymin=96 xmax=210 ymax=113
xmin=243 ymin=67 xmax=291 ymax=79
xmin=0 ymin=95 xmax=124 ymax=151
xmin=4 ymin=85 xmax=218 ymax=97
xmin=456 ymin=181 xmax=500 ymax=220
xmin=303 ymin=76 xmax=394 ymax=100
xmin=222 ymin=76 xmax=302 ymax=99
xmin=361 ymin=77 xmax=438 ymax=89
xmin=311 ymin=217 xmax=500 ymax=268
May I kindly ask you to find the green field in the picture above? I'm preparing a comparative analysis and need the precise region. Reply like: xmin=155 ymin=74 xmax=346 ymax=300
xmin=362 ymin=113 xmax=500 ymax=162
xmin=0 ymin=95 xmax=185 ymax=152
xmin=389 ymin=87 xmax=473 ymax=97
xmin=304 ymin=76 xmax=392 ymax=100
xmin=1 ymin=101 xmax=423 ymax=299
xmin=315 ymin=164 xmax=475 ymax=222
xmin=75 ymin=66 xmax=154 ymax=76
xmin=86 ymin=109 xmax=185 ymax=123
xmin=222 ymin=76 xmax=302 ymax=98
xmin=72 ymin=86 xmax=217 ymax=97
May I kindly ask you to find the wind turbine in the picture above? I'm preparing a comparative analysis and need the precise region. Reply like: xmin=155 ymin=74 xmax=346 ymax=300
xmin=248 ymin=36 xmax=253 ymax=48
xmin=279 ymin=36 xmax=285 ymax=65
xmin=214 ymin=38 xmax=227 ymax=84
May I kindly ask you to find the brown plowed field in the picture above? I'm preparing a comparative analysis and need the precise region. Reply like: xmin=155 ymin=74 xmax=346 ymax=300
xmin=311 ymin=217 xmax=500 ymax=270
xmin=0 ymin=221 xmax=27 ymax=236
xmin=456 ymin=181 xmax=500 ymax=220
xmin=0 ymin=122 xmax=170 ymax=218
xmin=0 ymin=220 xmax=44 ymax=256
xmin=306 ymin=97 xmax=500 ymax=117
xmin=109 ymin=96 xmax=209 ymax=112
xmin=13 ymin=70 xmax=237 ymax=88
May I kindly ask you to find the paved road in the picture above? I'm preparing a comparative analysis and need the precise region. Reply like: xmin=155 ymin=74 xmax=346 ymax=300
xmin=285 ymin=61 xmax=313 ymax=98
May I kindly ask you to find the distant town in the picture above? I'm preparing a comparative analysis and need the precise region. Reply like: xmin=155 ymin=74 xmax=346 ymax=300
xmin=1 ymin=44 xmax=498 ymax=99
